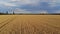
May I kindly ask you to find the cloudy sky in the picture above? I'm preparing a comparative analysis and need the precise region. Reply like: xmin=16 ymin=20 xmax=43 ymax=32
xmin=0 ymin=0 xmax=60 ymax=13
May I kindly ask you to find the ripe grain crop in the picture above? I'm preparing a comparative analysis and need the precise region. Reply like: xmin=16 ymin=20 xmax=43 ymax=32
xmin=0 ymin=15 xmax=60 ymax=34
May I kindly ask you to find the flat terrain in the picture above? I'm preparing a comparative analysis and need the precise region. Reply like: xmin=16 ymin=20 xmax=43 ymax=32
xmin=0 ymin=15 xmax=60 ymax=34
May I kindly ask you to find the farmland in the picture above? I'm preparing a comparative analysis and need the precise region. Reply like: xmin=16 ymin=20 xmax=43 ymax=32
xmin=0 ymin=15 xmax=60 ymax=34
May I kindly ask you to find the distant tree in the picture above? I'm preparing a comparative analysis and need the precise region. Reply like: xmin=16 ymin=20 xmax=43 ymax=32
xmin=6 ymin=11 xmax=8 ymax=14
xmin=13 ymin=11 xmax=15 ymax=14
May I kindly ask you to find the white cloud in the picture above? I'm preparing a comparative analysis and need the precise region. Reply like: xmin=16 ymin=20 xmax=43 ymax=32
xmin=10 ymin=0 xmax=40 ymax=6
xmin=4 ymin=3 xmax=17 ymax=6
xmin=36 ymin=10 xmax=48 ymax=13
xmin=11 ymin=0 xmax=17 ymax=1
xmin=13 ymin=8 xmax=31 ymax=13
xmin=34 ymin=10 xmax=48 ymax=14
xmin=0 ymin=1 xmax=17 ymax=6
xmin=54 ymin=10 xmax=60 ymax=13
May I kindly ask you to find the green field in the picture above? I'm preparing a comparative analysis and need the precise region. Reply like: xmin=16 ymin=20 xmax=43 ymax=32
xmin=0 ymin=15 xmax=60 ymax=34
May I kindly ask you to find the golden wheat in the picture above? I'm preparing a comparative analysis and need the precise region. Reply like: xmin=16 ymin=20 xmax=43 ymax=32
xmin=0 ymin=15 xmax=60 ymax=34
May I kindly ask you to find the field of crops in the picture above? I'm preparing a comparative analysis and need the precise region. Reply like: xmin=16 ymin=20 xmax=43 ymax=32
xmin=0 ymin=15 xmax=60 ymax=34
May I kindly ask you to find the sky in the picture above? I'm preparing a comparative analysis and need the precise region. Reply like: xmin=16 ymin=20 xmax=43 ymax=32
xmin=0 ymin=0 xmax=60 ymax=13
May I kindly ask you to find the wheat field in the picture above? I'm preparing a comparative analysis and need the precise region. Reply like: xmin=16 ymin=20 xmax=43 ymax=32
xmin=0 ymin=15 xmax=60 ymax=34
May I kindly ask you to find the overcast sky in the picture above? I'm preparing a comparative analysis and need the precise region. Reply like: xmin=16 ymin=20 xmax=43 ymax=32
xmin=0 ymin=0 xmax=60 ymax=13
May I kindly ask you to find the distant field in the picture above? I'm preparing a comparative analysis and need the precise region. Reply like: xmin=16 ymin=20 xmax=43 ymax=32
xmin=0 ymin=15 xmax=60 ymax=34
